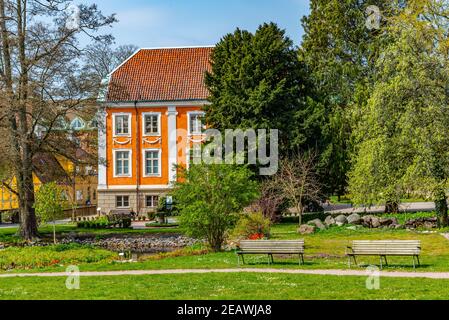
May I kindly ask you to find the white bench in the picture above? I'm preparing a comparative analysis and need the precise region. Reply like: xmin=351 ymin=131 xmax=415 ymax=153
xmin=346 ymin=240 xmax=421 ymax=269
xmin=237 ymin=240 xmax=305 ymax=266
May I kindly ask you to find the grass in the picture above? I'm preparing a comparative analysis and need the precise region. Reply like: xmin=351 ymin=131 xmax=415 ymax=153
xmin=2 ymin=220 xmax=449 ymax=300
xmin=1 ymin=273 xmax=449 ymax=300
xmin=0 ymin=244 xmax=115 ymax=270
xmin=2 ymin=220 xmax=449 ymax=274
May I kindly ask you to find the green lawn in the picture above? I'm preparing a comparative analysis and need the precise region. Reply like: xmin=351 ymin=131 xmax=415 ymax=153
xmin=2 ymin=221 xmax=449 ymax=273
xmin=1 ymin=273 xmax=449 ymax=300
xmin=2 ymin=221 xmax=449 ymax=300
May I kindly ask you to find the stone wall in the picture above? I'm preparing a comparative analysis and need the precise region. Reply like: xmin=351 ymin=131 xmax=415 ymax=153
xmin=98 ymin=190 xmax=167 ymax=215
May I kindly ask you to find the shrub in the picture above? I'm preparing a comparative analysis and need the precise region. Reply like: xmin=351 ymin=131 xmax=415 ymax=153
xmin=231 ymin=212 xmax=271 ymax=240
xmin=173 ymin=164 xmax=259 ymax=251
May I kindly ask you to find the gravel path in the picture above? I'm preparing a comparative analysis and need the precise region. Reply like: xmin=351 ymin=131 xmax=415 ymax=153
xmin=2 ymin=268 xmax=449 ymax=279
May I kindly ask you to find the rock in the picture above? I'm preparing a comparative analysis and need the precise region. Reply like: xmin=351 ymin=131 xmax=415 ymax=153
xmin=371 ymin=217 xmax=381 ymax=228
xmin=324 ymin=216 xmax=336 ymax=227
xmin=347 ymin=213 xmax=361 ymax=225
xmin=405 ymin=217 xmax=438 ymax=229
xmin=308 ymin=218 xmax=326 ymax=230
xmin=335 ymin=215 xmax=347 ymax=226
xmin=298 ymin=224 xmax=316 ymax=235
xmin=379 ymin=218 xmax=393 ymax=226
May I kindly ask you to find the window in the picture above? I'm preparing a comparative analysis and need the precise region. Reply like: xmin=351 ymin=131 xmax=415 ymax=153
xmin=93 ymin=190 xmax=96 ymax=200
xmin=116 ymin=196 xmax=130 ymax=208
xmin=144 ymin=150 xmax=160 ymax=176
xmin=70 ymin=118 xmax=85 ymax=131
xmin=188 ymin=113 xmax=205 ymax=135
xmin=187 ymin=144 xmax=202 ymax=167
xmin=114 ymin=114 xmax=131 ymax=136
xmin=114 ymin=150 xmax=131 ymax=177
xmin=143 ymin=113 xmax=160 ymax=136
xmin=76 ymin=190 xmax=83 ymax=201
xmin=146 ymin=195 xmax=159 ymax=208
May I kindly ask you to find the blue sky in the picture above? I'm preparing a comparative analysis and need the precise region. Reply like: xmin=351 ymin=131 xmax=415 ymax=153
xmin=84 ymin=0 xmax=310 ymax=48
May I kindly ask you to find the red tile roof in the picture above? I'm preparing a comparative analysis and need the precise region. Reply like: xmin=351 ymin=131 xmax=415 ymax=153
xmin=106 ymin=46 xmax=213 ymax=102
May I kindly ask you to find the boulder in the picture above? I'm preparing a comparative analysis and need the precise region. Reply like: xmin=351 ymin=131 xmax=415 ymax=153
xmin=335 ymin=215 xmax=348 ymax=226
xmin=298 ymin=224 xmax=316 ymax=235
xmin=308 ymin=218 xmax=326 ymax=230
xmin=324 ymin=216 xmax=336 ymax=227
xmin=347 ymin=213 xmax=361 ymax=225
xmin=371 ymin=217 xmax=381 ymax=228
xmin=361 ymin=215 xmax=380 ymax=228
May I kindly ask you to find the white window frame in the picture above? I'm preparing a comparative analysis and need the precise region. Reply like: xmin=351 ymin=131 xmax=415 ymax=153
xmin=187 ymin=111 xmax=205 ymax=135
xmin=142 ymin=148 xmax=162 ymax=177
xmin=116 ymin=195 xmax=130 ymax=208
xmin=142 ymin=112 xmax=162 ymax=137
xmin=113 ymin=113 xmax=132 ymax=137
xmin=186 ymin=144 xmax=202 ymax=169
xmin=70 ymin=117 xmax=85 ymax=131
xmin=113 ymin=149 xmax=132 ymax=178
xmin=145 ymin=195 xmax=159 ymax=208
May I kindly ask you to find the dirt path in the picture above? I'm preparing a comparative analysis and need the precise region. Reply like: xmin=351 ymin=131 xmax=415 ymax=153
xmin=2 ymin=268 xmax=449 ymax=279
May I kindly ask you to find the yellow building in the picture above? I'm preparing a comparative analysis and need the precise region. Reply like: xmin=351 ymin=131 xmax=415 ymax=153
xmin=0 ymin=112 xmax=99 ymax=222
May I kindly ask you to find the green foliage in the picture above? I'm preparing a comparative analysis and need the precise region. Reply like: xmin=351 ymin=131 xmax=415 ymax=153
xmin=231 ymin=212 xmax=271 ymax=240
xmin=300 ymin=0 xmax=401 ymax=196
xmin=204 ymin=22 xmax=314 ymax=153
xmin=77 ymin=217 xmax=110 ymax=229
xmin=34 ymin=182 xmax=65 ymax=224
xmin=348 ymin=1 xmax=449 ymax=225
xmin=172 ymin=164 xmax=259 ymax=251
xmin=0 ymin=244 xmax=115 ymax=270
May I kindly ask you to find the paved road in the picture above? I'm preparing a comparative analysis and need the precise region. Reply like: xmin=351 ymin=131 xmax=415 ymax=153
xmin=1 ymin=268 xmax=449 ymax=279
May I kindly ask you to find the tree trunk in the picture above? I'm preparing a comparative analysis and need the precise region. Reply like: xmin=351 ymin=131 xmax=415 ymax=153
xmin=17 ymin=160 xmax=38 ymax=240
xmin=385 ymin=201 xmax=399 ymax=214
xmin=435 ymin=198 xmax=448 ymax=228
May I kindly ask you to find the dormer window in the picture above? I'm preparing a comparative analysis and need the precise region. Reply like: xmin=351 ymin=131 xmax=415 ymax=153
xmin=70 ymin=117 xmax=85 ymax=131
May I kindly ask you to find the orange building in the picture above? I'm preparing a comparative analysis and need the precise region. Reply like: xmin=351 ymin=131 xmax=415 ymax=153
xmin=97 ymin=46 xmax=213 ymax=215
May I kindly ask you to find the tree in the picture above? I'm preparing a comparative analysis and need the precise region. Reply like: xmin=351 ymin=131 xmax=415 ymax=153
xmin=34 ymin=182 xmax=64 ymax=244
xmin=82 ymin=43 xmax=138 ymax=91
xmin=349 ymin=0 xmax=449 ymax=225
xmin=269 ymin=152 xmax=322 ymax=226
xmin=0 ymin=0 xmax=115 ymax=239
xmin=171 ymin=164 xmax=259 ymax=252
xmin=204 ymin=22 xmax=314 ymax=153
xmin=300 ymin=0 xmax=402 ymax=197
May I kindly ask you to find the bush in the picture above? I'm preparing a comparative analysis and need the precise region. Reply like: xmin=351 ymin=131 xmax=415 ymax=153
xmin=232 ymin=212 xmax=271 ymax=240
xmin=172 ymin=164 xmax=259 ymax=252
xmin=76 ymin=215 xmax=131 ymax=229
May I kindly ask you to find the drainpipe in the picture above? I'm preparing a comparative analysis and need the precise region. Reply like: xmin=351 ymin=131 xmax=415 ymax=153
xmin=134 ymin=100 xmax=140 ymax=215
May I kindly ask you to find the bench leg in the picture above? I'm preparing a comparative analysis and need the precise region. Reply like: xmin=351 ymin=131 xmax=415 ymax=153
xmin=237 ymin=254 xmax=240 ymax=267
xmin=383 ymin=256 xmax=388 ymax=266
xmin=412 ymin=256 xmax=416 ymax=270
xmin=416 ymin=255 xmax=420 ymax=267
xmin=267 ymin=254 xmax=271 ymax=265
xmin=379 ymin=256 xmax=383 ymax=270
xmin=301 ymin=254 xmax=304 ymax=266
xmin=270 ymin=254 xmax=274 ymax=264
